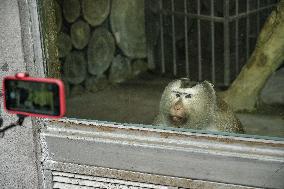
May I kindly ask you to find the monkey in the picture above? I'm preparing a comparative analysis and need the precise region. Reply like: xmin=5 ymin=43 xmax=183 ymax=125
xmin=153 ymin=78 xmax=244 ymax=134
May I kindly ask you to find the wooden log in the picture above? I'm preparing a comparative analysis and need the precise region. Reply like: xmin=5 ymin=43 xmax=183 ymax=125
xmin=87 ymin=27 xmax=115 ymax=76
xmin=71 ymin=20 xmax=91 ymax=50
xmin=63 ymin=51 xmax=87 ymax=84
xmin=62 ymin=0 xmax=80 ymax=23
xmin=109 ymin=54 xmax=132 ymax=83
xmin=57 ymin=32 xmax=72 ymax=58
xmin=82 ymin=0 xmax=110 ymax=27
xmin=110 ymin=0 xmax=146 ymax=58
xmin=54 ymin=0 xmax=62 ymax=32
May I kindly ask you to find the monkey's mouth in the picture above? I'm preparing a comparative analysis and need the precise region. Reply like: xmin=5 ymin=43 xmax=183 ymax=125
xmin=168 ymin=115 xmax=188 ymax=126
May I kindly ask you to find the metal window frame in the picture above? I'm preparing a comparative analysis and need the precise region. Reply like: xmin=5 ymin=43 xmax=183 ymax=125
xmin=18 ymin=0 xmax=284 ymax=188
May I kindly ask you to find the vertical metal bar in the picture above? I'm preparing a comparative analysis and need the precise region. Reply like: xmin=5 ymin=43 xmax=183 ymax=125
xmin=159 ymin=0 xmax=165 ymax=73
xmin=211 ymin=0 xmax=215 ymax=83
xmin=197 ymin=0 xmax=202 ymax=81
xmin=171 ymin=0 xmax=177 ymax=76
xmin=257 ymin=0 xmax=260 ymax=38
xmin=246 ymin=0 xmax=250 ymax=60
xmin=265 ymin=0 xmax=270 ymax=23
xmin=264 ymin=0 xmax=272 ymax=31
xmin=266 ymin=0 xmax=270 ymax=9
xmin=224 ymin=0 xmax=230 ymax=85
xmin=184 ymin=0 xmax=189 ymax=77
xmin=235 ymin=0 xmax=239 ymax=74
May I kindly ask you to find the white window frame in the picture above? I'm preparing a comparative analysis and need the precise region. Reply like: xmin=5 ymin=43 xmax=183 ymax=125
xmin=37 ymin=118 xmax=284 ymax=188
xmin=19 ymin=0 xmax=284 ymax=188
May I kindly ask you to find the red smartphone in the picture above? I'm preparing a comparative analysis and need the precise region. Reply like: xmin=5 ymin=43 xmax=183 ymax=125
xmin=2 ymin=73 xmax=66 ymax=118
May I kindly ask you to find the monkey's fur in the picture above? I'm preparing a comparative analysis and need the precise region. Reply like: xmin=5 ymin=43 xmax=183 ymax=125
xmin=154 ymin=78 xmax=244 ymax=133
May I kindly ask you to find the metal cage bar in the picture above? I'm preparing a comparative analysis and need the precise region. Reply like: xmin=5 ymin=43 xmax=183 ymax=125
xmin=246 ymin=0 xmax=250 ymax=61
xmin=224 ymin=0 xmax=230 ymax=85
xmin=159 ymin=0 xmax=165 ymax=74
xmin=211 ymin=0 xmax=215 ymax=83
xmin=184 ymin=0 xmax=190 ymax=77
xmin=197 ymin=0 xmax=202 ymax=81
xmin=257 ymin=0 xmax=260 ymax=35
xmin=171 ymin=0 xmax=177 ymax=76
xmin=151 ymin=0 xmax=279 ymax=86
xmin=160 ymin=4 xmax=276 ymax=23
xmin=162 ymin=9 xmax=224 ymax=22
xmin=235 ymin=0 xmax=240 ymax=74
xmin=229 ymin=4 xmax=276 ymax=21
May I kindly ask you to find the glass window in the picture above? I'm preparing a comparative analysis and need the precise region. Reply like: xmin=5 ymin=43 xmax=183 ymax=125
xmin=39 ymin=0 xmax=283 ymax=138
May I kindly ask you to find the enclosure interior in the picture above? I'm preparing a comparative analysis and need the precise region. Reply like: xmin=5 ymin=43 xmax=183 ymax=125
xmin=48 ymin=0 xmax=283 ymax=137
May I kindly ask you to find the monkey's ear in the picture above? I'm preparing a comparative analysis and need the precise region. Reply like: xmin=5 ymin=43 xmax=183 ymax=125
xmin=201 ymin=81 xmax=215 ymax=96
xmin=179 ymin=78 xmax=193 ymax=88
xmin=202 ymin=80 xmax=214 ymax=87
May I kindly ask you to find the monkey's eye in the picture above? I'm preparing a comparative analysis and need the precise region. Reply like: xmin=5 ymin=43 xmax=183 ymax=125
xmin=185 ymin=94 xmax=192 ymax=98
xmin=175 ymin=93 xmax=181 ymax=98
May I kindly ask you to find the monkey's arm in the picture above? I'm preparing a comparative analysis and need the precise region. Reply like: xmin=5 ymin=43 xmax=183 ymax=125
xmin=214 ymin=97 xmax=245 ymax=134
xmin=153 ymin=114 xmax=164 ymax=126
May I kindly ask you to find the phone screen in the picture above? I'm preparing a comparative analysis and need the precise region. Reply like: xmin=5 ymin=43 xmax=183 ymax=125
xmin=4 ymin=79 xmax=61 ymax=116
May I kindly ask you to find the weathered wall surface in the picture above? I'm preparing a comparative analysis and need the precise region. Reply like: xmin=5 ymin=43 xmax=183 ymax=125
xmin=0 ymin=0 xmax=38 ymax=188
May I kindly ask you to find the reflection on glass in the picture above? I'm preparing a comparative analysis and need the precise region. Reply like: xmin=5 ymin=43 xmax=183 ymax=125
xmin=5 ymin=80 xmax=60 ymax=116
xmin=48 ymin=0 xmax=283 ymax=137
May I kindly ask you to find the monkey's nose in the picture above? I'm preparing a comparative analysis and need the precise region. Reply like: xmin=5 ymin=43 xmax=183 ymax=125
xmin=174 ymin=104 xmax=182 ymax=111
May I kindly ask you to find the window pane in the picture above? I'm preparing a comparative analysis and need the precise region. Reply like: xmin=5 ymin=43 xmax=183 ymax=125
xmin=40 ymin=0 xmax=283 ymax=138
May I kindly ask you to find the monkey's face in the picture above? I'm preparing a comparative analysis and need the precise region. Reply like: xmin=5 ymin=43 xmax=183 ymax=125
xmin=160 ymin=79 xmax=214 ymax=128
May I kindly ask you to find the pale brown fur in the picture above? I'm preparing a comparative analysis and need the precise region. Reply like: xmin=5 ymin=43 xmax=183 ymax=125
xmin=154 ymin=78 xmax=244 ymax=133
